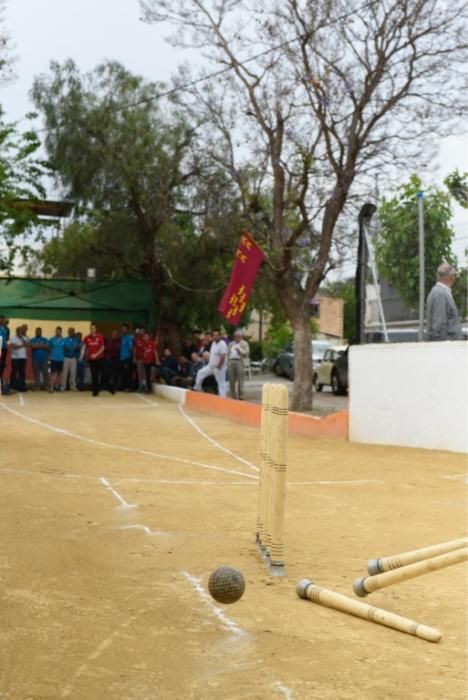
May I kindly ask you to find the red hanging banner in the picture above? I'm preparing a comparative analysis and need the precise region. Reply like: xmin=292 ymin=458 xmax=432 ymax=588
xmin=218 ymin=231 xmax=265 ymax=326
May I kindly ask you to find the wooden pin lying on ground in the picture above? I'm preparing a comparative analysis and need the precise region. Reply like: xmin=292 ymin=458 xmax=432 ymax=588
xmin=354 ymin=548 xmax=468 ymax=597
xmin=367 ymin=537 xmax=468 ymax=575
xmin=296 ymin=579 xmax=441 ymax=643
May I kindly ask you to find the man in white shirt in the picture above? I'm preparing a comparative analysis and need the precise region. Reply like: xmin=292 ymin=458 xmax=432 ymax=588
xmin=9 ymin=325 xmax=29 ymax=392
xmin=194 ymin=329 xmax=228 ymax=397
xmin=426 ymin=263 xmax=463 ymax=341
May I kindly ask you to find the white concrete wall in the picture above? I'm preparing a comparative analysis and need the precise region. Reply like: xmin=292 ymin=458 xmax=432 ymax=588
xmin=349 ymin=341 xmax=468 ymax=453
xmin=153 ymin=384 xmax=187 ymax=404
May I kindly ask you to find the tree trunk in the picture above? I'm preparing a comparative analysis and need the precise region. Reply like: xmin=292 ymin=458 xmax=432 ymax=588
xmin=159 ymin=318 xmax=181 ymax=356
xmin=291 ymin=309 xmax=313 ymax=413
xmin=274 ymin=272 xmax=314 ymax=413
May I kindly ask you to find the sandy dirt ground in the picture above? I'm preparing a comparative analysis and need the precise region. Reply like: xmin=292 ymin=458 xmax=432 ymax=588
xmin=0 ymin=391 xmax=466 ymax=700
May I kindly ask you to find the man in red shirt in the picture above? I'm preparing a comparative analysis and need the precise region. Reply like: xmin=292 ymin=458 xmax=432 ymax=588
xmin=142 ymin=332 xmax=157 ymax=393
xmin=80 ymin=323 xmax=115 ymax=397
xmin=133 ymin=327 xmax=146 ymax=392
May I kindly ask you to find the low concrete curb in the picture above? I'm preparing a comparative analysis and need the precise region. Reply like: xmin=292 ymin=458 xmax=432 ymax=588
xmin=154 ymin=384 xmax=348 ymax=440
xmin=153 ymin=384 xmax=187 ymax=404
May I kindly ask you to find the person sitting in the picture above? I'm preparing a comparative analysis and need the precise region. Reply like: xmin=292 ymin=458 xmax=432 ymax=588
xmin=194 ymin=329 xmax=227 ymax=397
xmin=192 ymin=350 xmax=218 ymax=394
xmin=198 ymin=331 xmax=213 ymax=353
xmin=181 ymin=336 xmax=198 ymax=361
xmin=155 ymin=347 xmax=179 ymax=385
xmin=172 ymin=355 xmax=193 ymax=387
xmin=185 ymin=351 xmax=205 ymax=389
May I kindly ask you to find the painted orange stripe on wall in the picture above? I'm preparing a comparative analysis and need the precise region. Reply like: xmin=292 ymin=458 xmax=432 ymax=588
xmin=184 ymin=392 xmax=348 ymax=440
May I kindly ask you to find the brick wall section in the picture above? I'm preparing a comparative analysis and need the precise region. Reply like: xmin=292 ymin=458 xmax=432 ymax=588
xmin=315 ymin=294 xmax=344 ymax=340
xmin=245 ymin=295 xmax=344 ymax=341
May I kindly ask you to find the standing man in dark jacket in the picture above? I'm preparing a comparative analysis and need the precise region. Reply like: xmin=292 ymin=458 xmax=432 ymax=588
xmin=0 ymin=316 xmax=8 ymax=393
xmin=106 ymin=330 xmax=121 ymax=391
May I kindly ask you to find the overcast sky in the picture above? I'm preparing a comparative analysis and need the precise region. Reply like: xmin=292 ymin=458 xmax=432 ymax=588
xmin=1 ymin=0 xmax=467 ymax=266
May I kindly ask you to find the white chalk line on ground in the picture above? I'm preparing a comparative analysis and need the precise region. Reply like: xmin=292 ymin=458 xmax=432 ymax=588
xmin=135 ymin=393 xmax=159 ymax=407
xmin=100 ymin=478 xmax=170 ymax=537
xmin=99 ymin=477 xmax=136 ymax=509
xmin=0 ymin=467 xmax=384 ymax=488
xmin=0 ymin=402 xmax=257 ymax=482
xmin=182 ymin=572 xmax=293 ymax=698
xmin=177 ymin=403 xmax=259 ymax=473
xmin=114 ymin=477 xmax=255 ymax=486
xmin=290 ymin=479 xmax=384 ymax=485
xmin=120 ymin=524 xmax=164 ymax=536
xmin=274 ymin=680 xmax=294 ymax=699
xmin=182 ymin=571 xmax=245 ymax=636
xmin=443 ymin=474 xmax=468 ymax=484
xmin=0 ymin=467 xmax=255 ymax=486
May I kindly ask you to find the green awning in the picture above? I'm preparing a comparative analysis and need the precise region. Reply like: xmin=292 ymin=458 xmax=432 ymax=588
xmin=0 ymin=277 xmax=155 ymax=324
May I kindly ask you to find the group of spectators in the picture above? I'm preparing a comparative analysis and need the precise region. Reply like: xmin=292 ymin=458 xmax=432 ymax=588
xmin=0 ymin=318 xmax=251 ymax=400
xmin=177 ymin=328 xmax=250 ymax=399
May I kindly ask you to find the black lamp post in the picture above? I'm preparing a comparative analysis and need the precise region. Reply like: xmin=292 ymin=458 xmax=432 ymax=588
xmin=355 ymin=203 xmax=377 ymax=344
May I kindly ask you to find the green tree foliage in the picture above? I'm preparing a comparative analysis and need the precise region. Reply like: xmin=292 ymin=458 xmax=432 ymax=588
xmin=452 ymin=266 xmax=467 ymax=320
xmin=262 ymin=318 xmax=319 ymax=359
xmin=321 ymin=279 xmax=356 ymax=342
xmin=32 ymin=60 xmax=240 ymax=342
xmin=0 ymin=117 xmax=49 ymax=271
xmin=0 ymin=4 xmax=51 ymax=271
xmin=375 ymin=175 xmax=456 ymax=311
xmin=443 ymin=169 xmax=467 ymax=317
xmin=444 ymin=169 xmax=468 ymax=209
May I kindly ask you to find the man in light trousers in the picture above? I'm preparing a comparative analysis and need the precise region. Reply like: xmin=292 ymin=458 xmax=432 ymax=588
xmin=62 ymin=327 xmax=80 ymax=390
xmin=228 ymin=330 xmax=250 ymax=400
xmin=194 ymin=329 xmax=228 ymax=397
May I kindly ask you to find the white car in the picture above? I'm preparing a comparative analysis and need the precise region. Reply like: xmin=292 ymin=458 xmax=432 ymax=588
xmin=313 ymin=345 xmax=348 ymax=392
xmin=272 ymin=340 xmax=331 ymax=380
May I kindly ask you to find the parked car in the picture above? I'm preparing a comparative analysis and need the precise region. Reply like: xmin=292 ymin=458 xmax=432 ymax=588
xmin=313 ymin=345 xmax=348 ymax=393
xmin=364 ymin=329 xmax=419 ymax=343
xmin=272 ymin=340 xmax=331 ymax=380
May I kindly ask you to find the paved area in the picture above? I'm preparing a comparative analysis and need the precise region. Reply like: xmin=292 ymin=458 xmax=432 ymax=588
xmin=243 ymin=371 xmax=348 ymax=415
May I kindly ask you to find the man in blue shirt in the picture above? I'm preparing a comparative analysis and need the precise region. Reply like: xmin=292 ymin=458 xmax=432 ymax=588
xmin=49 ymin=326 xmax=66 ymax=392
xmin=119 ymin=323 xmax=133 ymax=391
xmin=30 ymin=327 xmax=49 ymax=391
xmin=62 ymin=327 xmax=80 ymax=391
